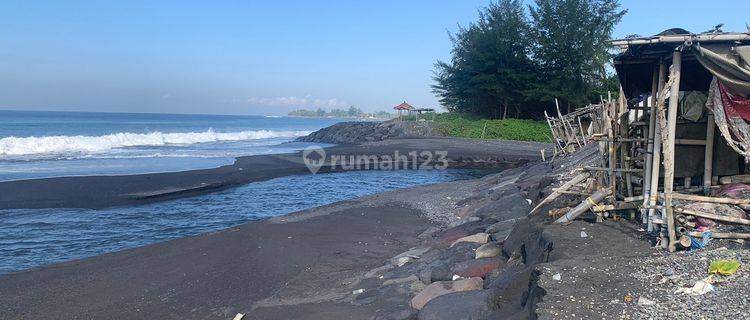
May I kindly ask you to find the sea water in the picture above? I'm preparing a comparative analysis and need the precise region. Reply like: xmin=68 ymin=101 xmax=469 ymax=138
xmin=0 ymin=110 xmax=341 ymax=181
xmin=0 ymin=169 xmax=483 ymax=274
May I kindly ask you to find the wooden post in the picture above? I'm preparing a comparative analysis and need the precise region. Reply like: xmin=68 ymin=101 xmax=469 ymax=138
xmin=642 ymin=65 xmax=658 ymax=228
xmin=664 ymin=50 xmax=683 ymax=252
xmin=650 ymin=61 xmax=667 ymax=247
xmin=704 ymin=111 xmax=715 ymax=189
xmin=607 ymin=92 xmax=617 ymax=198
xmin=544 ymin=110 xmax=563 ymax=153
xmin=621 ymin=112 xmax=633 ymax=197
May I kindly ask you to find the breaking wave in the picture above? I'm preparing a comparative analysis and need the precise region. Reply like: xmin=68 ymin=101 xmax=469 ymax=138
xmin=0 ymin=129 xmax=310 ymax=157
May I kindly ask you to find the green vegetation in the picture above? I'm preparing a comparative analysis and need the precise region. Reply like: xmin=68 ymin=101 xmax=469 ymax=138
xmin=288 ymin=106 xmax=392 ymax=119
xmin=432 ymin=0 xmax=625 ymax=119
xmin=410 ymin=113 xmax=552 ymax=142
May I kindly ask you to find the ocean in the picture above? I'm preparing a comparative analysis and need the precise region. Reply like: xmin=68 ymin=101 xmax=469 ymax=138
xmin=0 ymin=110 xmax=488 ymax=274
xmin=0 ymin=110 xmax=340 ymax=181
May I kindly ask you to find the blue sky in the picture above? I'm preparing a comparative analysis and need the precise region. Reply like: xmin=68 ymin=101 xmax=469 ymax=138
xmin=0 ymin=0 xmax=748 ymax=115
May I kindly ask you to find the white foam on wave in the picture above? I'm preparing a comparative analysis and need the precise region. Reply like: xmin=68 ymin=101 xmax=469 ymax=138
xmin=0 ymin=129 xmax=311 ymax=157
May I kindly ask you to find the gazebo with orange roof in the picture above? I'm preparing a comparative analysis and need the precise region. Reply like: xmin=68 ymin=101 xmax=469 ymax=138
xmin=393 ymin=101 xmax=414 ymax=121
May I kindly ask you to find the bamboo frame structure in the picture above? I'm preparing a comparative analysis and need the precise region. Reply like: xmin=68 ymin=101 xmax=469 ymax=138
xmin=546 ymin=32 xmax=750 ymax=247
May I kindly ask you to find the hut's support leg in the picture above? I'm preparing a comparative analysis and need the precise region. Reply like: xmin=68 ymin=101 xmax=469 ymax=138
xmin=664 ymin=50 xmax=683 ymax=252
xmin=607 ymin=93 xmax=617 ymax=199
xmin=704 ymin=112 xmax=715 ymax=190
xmin=650 ymin=61 xmax=667 ymax=246
xmin=643 ymin=66 xmax=658 ymax=229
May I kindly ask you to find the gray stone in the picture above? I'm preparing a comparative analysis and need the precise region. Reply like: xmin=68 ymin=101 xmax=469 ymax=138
xmin=417 ymin=289 xmax=494 ymax=320
xmin=411 ymin=277 xmax=483 ymax=310
xmin=474 ymin=243 xmax=501 ymax=259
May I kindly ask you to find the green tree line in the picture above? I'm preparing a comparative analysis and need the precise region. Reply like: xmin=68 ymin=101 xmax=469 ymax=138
xmin=288 ymin=106 xmax=392 ymax=119
xmin=432 ymin=0 xmax=625 ymax=119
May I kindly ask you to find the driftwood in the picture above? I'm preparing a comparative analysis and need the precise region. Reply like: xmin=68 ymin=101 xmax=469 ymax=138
xmin=555 ymin=187 xmax=612 ymax=223
xmin=676 ymin=207 xmax=750 ymax=226
xmin=689 ymin=231 xmax=750 ymax=240
xmin=529 ymin=172 xmax=590 ymax=214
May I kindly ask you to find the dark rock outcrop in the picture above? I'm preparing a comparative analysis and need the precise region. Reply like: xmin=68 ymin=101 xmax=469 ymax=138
xmin=296 ymin=121 xmax=438 ymax=144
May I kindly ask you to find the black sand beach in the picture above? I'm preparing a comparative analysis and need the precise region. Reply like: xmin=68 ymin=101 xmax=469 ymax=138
xmin=0 ymin=167 xmax=486 ymax=319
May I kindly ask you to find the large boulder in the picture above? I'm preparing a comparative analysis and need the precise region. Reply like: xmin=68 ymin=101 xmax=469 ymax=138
xmin=432 ymin=221 xmax=488 ymax=248
xmin=473 ymin=193 xmax=531 ymax=221
xmin=485 ymin=219 xmax=517 ymax=242
xmin=417 ymin=289 xmax=496 ymax=320
xmin=451 ymin=257 xmax=503 ymax=279
xmin=410 ymin=277 xmax=483 ymax=310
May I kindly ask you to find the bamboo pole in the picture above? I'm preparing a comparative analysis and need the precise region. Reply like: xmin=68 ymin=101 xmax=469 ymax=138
xmin=607 ymin=92 xmax=617 ymax=197
xmin=676 ymin=207 xmax=750 ymax=226
xmin=718 ymin=174 xmax=750 ymax=185
xmin=620 ymin=109 xmax=634 ymax=198
xmin=554 ymin=100 xmax=573 ymax=146
xmin=529 ymin=172 xmax=590 ymax=214
xmin=643 ymin=64 xmax=659 ymax=229
xmin=556 ymin=98 xmax=582 ymax=148
xmin=703 ymin=111 xmax=716 ymax=187
xmin=671 ymin=192 xmax=750 ymax=205
xmin=689 ymin=231 xmax=750 ymax=240
xmin=555 ymin=187 xmax=612 ymax=223
xmin=651 ymin=61 xmax=667 ymax=247
xmin=664 ymin=50 xmax=683 ymax=252
xmin=544 ymin=110 xmax=563 ymax=153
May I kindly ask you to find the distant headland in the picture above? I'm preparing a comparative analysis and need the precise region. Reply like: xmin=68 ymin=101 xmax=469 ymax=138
xmin=287 ymin=106 xmax=392 ymax=120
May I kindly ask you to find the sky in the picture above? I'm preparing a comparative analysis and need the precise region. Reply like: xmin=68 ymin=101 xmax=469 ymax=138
xmin=0 ymin=0 xmax=748 ymax=116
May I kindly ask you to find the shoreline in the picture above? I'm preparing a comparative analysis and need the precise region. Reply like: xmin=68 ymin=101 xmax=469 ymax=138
xmin=0 ymin=137 xmax=550 ymax=209
xmin=0 ymin=135 xmax=572 ymax=319
xmin=0 ymin=177 xmax=484 ymax=319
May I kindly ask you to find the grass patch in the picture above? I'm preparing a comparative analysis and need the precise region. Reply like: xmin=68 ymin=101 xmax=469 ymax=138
xmin=403 ymin=113 xmax=551 ymax=142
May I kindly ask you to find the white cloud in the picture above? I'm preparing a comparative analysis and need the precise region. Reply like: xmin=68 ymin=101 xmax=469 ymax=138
xmin=247 ymin=95 xmax=348 ymax=109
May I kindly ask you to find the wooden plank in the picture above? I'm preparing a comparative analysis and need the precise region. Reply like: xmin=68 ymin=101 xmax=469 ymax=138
xmin=675 ymin=139 xmax=707 ymax=145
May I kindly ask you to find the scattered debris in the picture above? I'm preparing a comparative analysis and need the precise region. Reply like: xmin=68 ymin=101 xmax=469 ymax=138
xmin=637 ymin=296 xmax=656 ymax=306
xmin=232 ymin=313 xmax=245 ymax=320
xmin=675 ymin=276 xmax=715 ymax=295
